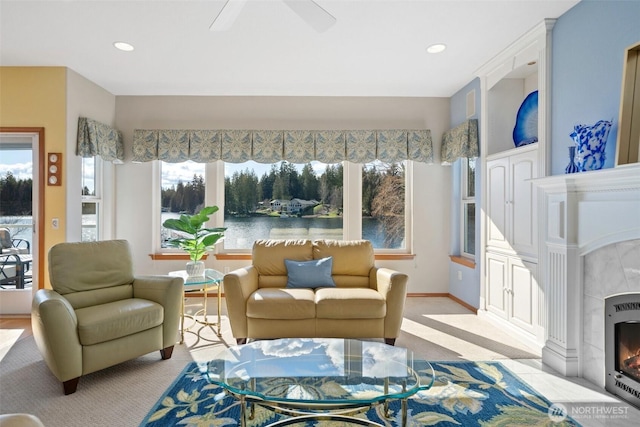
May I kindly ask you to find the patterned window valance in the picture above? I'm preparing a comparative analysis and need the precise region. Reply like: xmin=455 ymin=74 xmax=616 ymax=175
xmin=440 ymin=119 xmax=479 ymax=165
xmin=76 ymin=117 xmax=124 ymax=163
xmin=132 ymin=129 xmax=434 ymax=164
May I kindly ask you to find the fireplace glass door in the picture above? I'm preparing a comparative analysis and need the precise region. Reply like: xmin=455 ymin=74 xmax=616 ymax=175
xmin=616 ymin=322 xmax=640 ymax=382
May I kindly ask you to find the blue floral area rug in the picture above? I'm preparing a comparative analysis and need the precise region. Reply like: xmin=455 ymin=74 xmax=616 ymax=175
xmin=141 ymin=361 xmax=580 ymax=426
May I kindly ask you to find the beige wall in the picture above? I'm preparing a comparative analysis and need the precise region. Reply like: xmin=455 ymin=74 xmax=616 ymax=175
xmin=115 ymin=96 xmax=452 ymax=293
xmin=0 ymin=67 xmax=67 ymax=288
xmin=65 ymin=69 xmax=116 ymax=242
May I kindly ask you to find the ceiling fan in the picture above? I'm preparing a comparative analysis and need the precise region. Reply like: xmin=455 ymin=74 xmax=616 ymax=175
xmin=210 ymin=0 xmax=336 ymax=33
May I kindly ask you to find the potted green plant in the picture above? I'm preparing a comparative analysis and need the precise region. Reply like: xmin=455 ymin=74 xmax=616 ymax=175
xmin=162 ymin=205 xmax=226 ymax=277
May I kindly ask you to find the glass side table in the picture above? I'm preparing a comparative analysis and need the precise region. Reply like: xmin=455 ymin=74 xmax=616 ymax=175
xmin=169 ymin=268 xmax=224 ymax=344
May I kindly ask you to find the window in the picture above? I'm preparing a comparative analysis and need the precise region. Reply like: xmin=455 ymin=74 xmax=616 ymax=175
xmin=155 ymin=160 xmax=411 ymax=253
xmin=461 ymin=157 xmax=476 ymax=257
xmin=160 ymin=160 xmax=206 ymax=248
xmin=362 ymin=161 xmax=407 ymax=249
xmin=81 ymin=157 xmax=100 ymax=242
xmin=223 ymin=161 xmax=343 ymax=250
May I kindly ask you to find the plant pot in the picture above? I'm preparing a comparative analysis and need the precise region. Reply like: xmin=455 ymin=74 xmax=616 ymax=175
xmin=186 ymin=261 xmax=205 ymax=277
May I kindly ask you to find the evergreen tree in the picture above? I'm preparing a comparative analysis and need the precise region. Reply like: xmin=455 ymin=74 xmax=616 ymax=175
xmin=362 ymin=164 xmax=382 ymax=216
xmin=224 ymin=176 xmax=236 ymax=215
xmin=236 ymin=169 xmax=259 ymax=214
xmin=300 ymin=163 xmax=319 ymax=200
xmin=0 ymin=172 xmax=32 ymax=215
xmin=259 ymin=165 xmax=278 ymax=201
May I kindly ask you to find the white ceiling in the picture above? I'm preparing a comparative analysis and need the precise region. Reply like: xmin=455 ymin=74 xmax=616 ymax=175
xmin=0 ymin=0 xmax=579 ymax=97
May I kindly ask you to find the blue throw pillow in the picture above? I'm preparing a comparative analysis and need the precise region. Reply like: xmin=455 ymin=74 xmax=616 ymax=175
xmin=285 ymin=257 xmax=336 ymax=289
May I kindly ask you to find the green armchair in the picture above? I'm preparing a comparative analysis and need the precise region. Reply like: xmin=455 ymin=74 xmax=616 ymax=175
xmin=32 ymin=240 xmax=183 ymax=395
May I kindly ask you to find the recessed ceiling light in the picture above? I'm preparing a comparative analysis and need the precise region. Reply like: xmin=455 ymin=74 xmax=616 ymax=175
xmin=113 ymin=41 xmax=134 ymax=52
xmin=426 ymin=43 xmax=446 ymax=54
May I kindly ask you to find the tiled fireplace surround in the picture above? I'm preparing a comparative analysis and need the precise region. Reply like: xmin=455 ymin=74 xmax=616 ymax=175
xmin=535 ymin=164 xmax=640 ymax=388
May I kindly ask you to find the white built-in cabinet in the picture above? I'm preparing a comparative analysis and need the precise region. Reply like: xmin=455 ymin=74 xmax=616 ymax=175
xmin=477 ymin=20 xmax=554 ymax=346
xmin=485 ymin=252 xmax=539 ymax=335
xmin=485 ymin=145 xmax=539 ymax=336
xmin=486 ymin=146 xmax=538 ymax=258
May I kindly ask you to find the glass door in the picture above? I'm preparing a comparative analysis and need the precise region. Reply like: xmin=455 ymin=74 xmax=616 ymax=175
xmin=0 ymin=132 xmax=39 ymax=314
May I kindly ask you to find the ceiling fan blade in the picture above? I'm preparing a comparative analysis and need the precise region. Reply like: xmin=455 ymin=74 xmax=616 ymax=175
xmin=210 ymin=0 xmax=248 ymax=32
xmin=282 ymin=0 xmax=336 ymax=33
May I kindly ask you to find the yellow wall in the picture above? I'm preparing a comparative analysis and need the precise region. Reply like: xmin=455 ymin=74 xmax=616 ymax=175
xmin=0 ymin=67 xmax=67 ymax=288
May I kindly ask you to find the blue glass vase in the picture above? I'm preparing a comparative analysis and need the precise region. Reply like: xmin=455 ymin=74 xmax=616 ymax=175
xmin=565 ymin=146 xmax=579 ymax=174
xmin=570 ymin=120 xmax=612 ymax=171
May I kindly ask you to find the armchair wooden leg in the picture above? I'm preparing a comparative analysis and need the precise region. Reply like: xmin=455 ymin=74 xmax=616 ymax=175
xmin=63 ymin=377 xmax=80 ymax=395
xmin=160 ymin=345 xmax=174 ymax=360
xmin=384 ymin=338 xmax=396 ymax=346
xmin=236 ymin=338 xmax=247 ymax=345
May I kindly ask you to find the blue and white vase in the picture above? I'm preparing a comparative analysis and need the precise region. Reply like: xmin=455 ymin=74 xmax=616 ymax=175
xmin=565 ymin=146 xmax=579 ymax=174
xmin=570 ymin=120 xmax=612 ymax=172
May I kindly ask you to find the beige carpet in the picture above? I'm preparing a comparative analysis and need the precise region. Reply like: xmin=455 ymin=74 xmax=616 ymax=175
xmin=0 ymin=297 xmax=542 ymax=427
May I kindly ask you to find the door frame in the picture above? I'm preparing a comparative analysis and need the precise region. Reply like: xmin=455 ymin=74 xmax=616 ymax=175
xmin=0 ymin=127 xmax=45 ymax=290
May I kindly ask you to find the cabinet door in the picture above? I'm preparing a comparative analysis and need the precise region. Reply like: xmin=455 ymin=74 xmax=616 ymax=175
xmin=486 ymin=252 xmax=508 ymax=320
xmin=509 ymin=150 xmax=538 ymax=257
xmin=509 ymin=259 xmax=538 ymax=334
xmin=486 ymin=157 xmax=510 ymax=250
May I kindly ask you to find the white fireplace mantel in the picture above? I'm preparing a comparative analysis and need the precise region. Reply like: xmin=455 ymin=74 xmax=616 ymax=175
xmin=533 ymin=164 xmax=640 ymax=378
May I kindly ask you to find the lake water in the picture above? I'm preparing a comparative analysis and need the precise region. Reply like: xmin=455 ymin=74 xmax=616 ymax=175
xmin=1 ymin=214 xmax=399 ymax=252
xmin=0 ymin=216 xmax=33 ymax=245
xmin=163 ymin=214 xmax=396 ymax=250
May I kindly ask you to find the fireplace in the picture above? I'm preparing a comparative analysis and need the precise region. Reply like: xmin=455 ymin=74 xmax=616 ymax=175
xmin=605 ymin=293 xmax=640 ymax=408
xmin=534 ymin=164 xmax=640 ymax=388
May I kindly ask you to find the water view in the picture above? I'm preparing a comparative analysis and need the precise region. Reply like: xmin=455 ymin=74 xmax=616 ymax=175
xmin=161 ymin=213 xmax=396 ymax=250
xmin=0 ymin=216 xmax=33 ymax=246
xmin=2 ymin=213 xmax=398 ymax=254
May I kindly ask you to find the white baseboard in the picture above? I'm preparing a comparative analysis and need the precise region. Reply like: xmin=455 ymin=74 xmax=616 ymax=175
xmin=477 ymin=309 xmax=544 ymax=354
xmin=0 ymin=289 xmax=32 ymax=315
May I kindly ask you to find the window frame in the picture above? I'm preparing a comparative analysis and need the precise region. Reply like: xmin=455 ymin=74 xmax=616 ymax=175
xmin=81 ymin=156 xmax=102 ymax=242
xmin=460 ymin=157 xmax=476 ymax=259
xmin=154 ymin=160 xmax=413 ymax=254
xmin=155 ymin=160 xmax=211 ymax=254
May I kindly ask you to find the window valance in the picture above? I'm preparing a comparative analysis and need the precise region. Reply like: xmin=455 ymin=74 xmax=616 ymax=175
xmin=440 ymin=119 xmax=479 ymax=165
xmin=132 ymin=129 xmax=434 ymax=164
xmin=76 ymin=117 xmax=124 ymax=163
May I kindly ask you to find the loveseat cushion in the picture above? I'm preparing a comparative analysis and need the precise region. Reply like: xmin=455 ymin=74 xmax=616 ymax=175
xmin=313 ymin=240 xmax=374 ymax=276
xmin=315 ymin=288 xmax=386 ymax=319
xmin=247 ymin=288 xmax=316 ymax=319
xmin=75 ymin=298 xmax=163 ymax=346
xmin=253 ymin=239 xmax=313 ymax=276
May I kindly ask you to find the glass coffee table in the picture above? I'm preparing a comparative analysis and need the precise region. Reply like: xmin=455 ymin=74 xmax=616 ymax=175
xmin=169 ymin=269 xmax=224 ymax=344
xmin=205 ymin=338 xmax=434 ymax=427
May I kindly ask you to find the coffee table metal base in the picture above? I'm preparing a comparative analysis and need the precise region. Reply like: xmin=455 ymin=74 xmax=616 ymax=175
xmin=236 ymin=395 xmax=410 ymax=427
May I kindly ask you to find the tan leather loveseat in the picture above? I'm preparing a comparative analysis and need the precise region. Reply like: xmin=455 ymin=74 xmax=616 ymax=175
xmin=224 ymin=239 xmax=408 ymax=346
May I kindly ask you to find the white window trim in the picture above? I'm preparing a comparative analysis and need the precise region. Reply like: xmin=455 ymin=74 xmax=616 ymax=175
xmin=81 ymin=157 xmax=103 ymax=241
xmin=460 ymin=157 xmax=475 ymax=259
